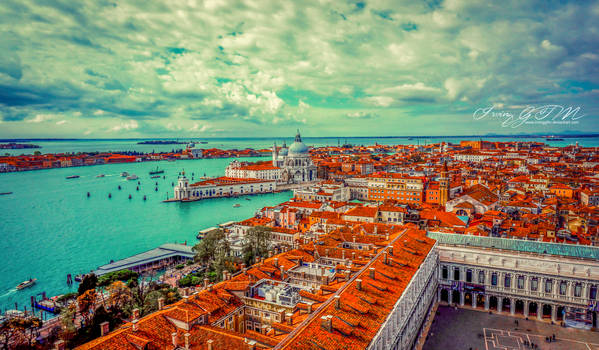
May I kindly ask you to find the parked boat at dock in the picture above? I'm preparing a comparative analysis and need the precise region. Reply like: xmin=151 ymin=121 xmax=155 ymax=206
xmin=16 ymin=278 xmax=36 ymax=290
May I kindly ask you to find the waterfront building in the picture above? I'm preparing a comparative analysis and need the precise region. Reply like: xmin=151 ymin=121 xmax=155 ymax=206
xmin=173 ymin=173 xmax=276 ymax=201
xmin=93 ymin=244 xmax=195 ymax=276
xmin=293 ymin=181 xmax=350 ymax=202
xmin=367 ymin=172 xmax=426 ymax=204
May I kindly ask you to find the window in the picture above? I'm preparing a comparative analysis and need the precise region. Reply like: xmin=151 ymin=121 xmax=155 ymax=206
xmin=574 ymin=283 xmax=582 ymax=297
xmin=505 ymin=275 xmax=511 ymax=288
xmin=478 ymin=270 xmax=485 ymax=284
xmin=453 ymin=268 xmax=460 ymax=281
xmin=466 ymin=269 xmax=472 ymax=283
xmin=441 ymin=266 xmax=448 ymax=279
xmin=491 ymin=272 xmax=498 ymax=286
xmin=531 ymin=277 xmax=538 ymax=291
xmin=545 ymin=279 xmax=552 ymax=293
xmin=591 ymin=285 xmax=597 ymax=300
xmin=560 ymin=281 xmax=567 ymax=295
xmin=517 ymin=276 xmax=524 ymax=289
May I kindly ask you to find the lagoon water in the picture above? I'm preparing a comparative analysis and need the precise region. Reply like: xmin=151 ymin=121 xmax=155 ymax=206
xmin=0 ymin=156 xmax=291 ymax=314
xmin=1 ymin=136 xmax=598 ymax=315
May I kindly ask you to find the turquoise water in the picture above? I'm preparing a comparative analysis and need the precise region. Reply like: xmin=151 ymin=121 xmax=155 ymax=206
xmin=3 ymin=136 xmax=598 ymax=156
xmin=0 ymin=156 xmax=291 ymax=313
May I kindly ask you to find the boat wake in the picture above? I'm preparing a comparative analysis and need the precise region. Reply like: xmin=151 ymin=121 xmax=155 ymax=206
xmin=0 ymin=289 xmax=17 ymax=299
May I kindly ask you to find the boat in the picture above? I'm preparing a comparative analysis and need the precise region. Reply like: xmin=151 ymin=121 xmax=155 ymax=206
xmin=245 ymin=198 xmax=251 ymax=201
xmin=74 ymin=274 xmax=84 ymax=282
xmin=149 ymin=167 xmax=164 ymax=175
xmin=16 ymin=278 xmax=36 ymax=290
xmin=126 ymin=174 xmax=138 ymax=180
xmin=34 ymin=298 xmax=60 ymax=314
xmin=151 ymin=175 xmax=161 ymax=179
xmin=233 ymin=204 xmax=241 ymax=208
xmin=200 ymin=141 xmax=208 ymax=144
xmin=121 ymin=172 xmax=129 ymax=177
xmin=0 ymin=192 xmax=12 ymax=195
xmin=96 ymin=174 xmax=105 ymax=178
xmin=66 ymin=175 xmax=79 ymax=179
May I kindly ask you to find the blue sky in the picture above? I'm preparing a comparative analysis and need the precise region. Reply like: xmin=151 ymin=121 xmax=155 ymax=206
xmin=0 ymin=0 xmax=598 ymax=138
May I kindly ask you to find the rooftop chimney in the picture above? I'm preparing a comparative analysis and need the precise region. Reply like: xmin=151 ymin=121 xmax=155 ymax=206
xmin=307 ymin=304 xmax=312 ymax=313
xmin=389 ymin=246 xmax=394 ymax=256
xmin=280 ymin=265 xmax=285 ymax=280
xmin=132 ymin=308 xmax=140 ymax=320
xmin=184 ymin=332 xmax=191 ymax=350
xmin=334 ymin=295 xmax=341 ymax=309
xmin=286 ymin=312 xmax=293 ymax=326
xmin=369 ymin=267 xmax=375 ymax=280
xmin=100 ymin=321 xmax=109 ymax=337
xmin=204 ymin=278 xmax=210 ymax=289
xmin=274 ymin=258 xmax=279 ymax=267
xmin=356 ymin=279 xmax=362 ymax=291
xmin=207 ymin=339 xmax=214 ymax=350
xmin=54 ymin=340 xmax=66 ymax=350
xmin=352 ymin=252 xmax=356 ymax=260
xmin=383 ymin=252 xmax=388 ymax=265
xmin=132 ymin=319 xmax=139 ymax=332
xmin=158 ymin=297 xmax=165 ymax=310
xmin=320 ymin=315 xmax=332 ymax=333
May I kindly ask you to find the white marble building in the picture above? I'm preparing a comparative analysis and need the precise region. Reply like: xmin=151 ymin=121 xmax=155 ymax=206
xmin=272 ymin=130 xmax=317 ymax=184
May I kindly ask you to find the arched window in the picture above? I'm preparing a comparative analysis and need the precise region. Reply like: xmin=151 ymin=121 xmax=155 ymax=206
xmin=441 ymin=266 xmax=448 ymax=279
xmin=590 ymin=285 xmax=597 ymax=300
xmin=559 ymin=281 xmax=567 ymax=295
xmin=574 ymin=283 xmax=582 ymax=297
xmin=504 ymin=274 xmax=511 ymax=288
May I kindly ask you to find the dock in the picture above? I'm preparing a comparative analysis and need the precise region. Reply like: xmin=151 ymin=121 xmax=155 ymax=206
xmin=93 ymin=243 xmax=195 ymax=276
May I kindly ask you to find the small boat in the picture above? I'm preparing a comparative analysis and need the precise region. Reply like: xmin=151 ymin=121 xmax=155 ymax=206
xmin=151 ymin=175 xmax=160 ymax=179
xmin=96 ymin=174 xmax=105 ymax=178
xmin=66 ymin=175 xmax=79 ymax=179
xmin=126 ymin=174 xmax=138 ymax=180
xmin=155 ymin=187 xmax=158 ymax=192
xmin=128 ymin=194 xmax=132 ymax=199
xmin=0 ymin=192 xmax=12 ymax=195
xmin=121 ymin=172 xmax=129 ymax=177
xmin=245 ymin=198 xmax=251 ymax=201
xmin=87 ymin=192 xmax=90 ymax=197
xmin=108 ymin=193 xmax=112 ymax=198
xmin=149 ymin=167 xmax=164 ymax=175
xmin=136 ymin=186 xmax=139 ymax=191
xmin=200 ymin=141 xmax=208 ymax=144
xmin=143 ymin=195 xmax=147 ymax=201
xmin=16 ymin=278 xmax=36 ymax=290
xmin=233 ymin=204 xmax=241 ymax=208
xmin=74 ymin=274 xmax=84 ymax=282
xmin=118 ymin=185 xmax=121 ymax=190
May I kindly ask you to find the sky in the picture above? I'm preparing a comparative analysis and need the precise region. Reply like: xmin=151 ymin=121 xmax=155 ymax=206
xmin=0 ymin=0 xmax=598 ymax=138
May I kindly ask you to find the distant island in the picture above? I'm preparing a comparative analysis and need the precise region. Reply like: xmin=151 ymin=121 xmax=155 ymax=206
xmin=0 ymin=142 xmax=41 ymax=149
xmin=137 ymin=140 xmax=187 ymax=145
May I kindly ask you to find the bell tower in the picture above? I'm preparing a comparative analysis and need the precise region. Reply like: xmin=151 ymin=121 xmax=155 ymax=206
xmin=439 ymin=161 xmax=449 ymax=207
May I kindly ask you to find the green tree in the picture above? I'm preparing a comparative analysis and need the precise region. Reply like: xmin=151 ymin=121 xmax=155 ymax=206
xmin=192 ymin=229 xmax=230 ymax=269
xmin=242 ymin=226 xmax=272 ymax=266
xmin=33 ymin=150 xmax=41 ymax=156
xmin=78 ymin=274 xmax=98 ymax=295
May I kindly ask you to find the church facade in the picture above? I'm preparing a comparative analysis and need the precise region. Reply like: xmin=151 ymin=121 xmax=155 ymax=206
xmin=225 ymin=131 xmax=317 ymax=184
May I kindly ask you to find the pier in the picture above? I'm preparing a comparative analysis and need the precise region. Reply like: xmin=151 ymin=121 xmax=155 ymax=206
xmin=93 ymin=243 xmax=195 ymax=276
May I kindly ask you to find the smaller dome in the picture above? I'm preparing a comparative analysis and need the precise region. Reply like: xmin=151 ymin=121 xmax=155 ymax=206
xmin=279 ymin=147 xmax=288 ymax=156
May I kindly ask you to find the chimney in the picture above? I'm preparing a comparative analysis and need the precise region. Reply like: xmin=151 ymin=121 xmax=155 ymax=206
xmin=54 ymin=340 xmax=66 ymax=350
xmin=132 ymin=308 xmax=140 ymax=320
xmin=280 ymin=265 xmax=285 ymax=280
xmin=132 ymin=319 xmax=139 ymax=332
xmin=307 ymin=304 xmax=312 ymax=313
xmin=223 ymin=271 xmax=228 ymax=281
xmin=204 ymin=278 xmax=210 ymax=289
xmin=240 ymin=263 xmax=246 ymax=271
xmin=383 ymin=252 xmax=388 ymax=265
xmin=286 ymin=312 xmax=293 ymax=326
xmin=334 ymin=295 xmax=340 ymax=309
xmin=274 ymin=258 xmax=279 ymax=268
xmin=320 ymin=315 xmax=332 ymax=332
xmin=184 ymin=332 xmax=191 ymax=350
xmin=356 ymin=279 xmax=362 ymax=291
xmin=172 ymin=332 xmax=178 ymax=347
xmin=385 ymin=233 xmax=389 ymax=240
xmin=389 ymin=246 xmax=394 ymax=256
xmin=352 ymin=252 xmax=356 ymax=260
xmin=158 ymin=297 xmax=165 ymax=310
xmin=207 ymin=339 xmax=214 ymax=350
xmin=345 ymin=271 xmax=350 ymax=281
xmin=369 ymin=267 xmax=375 ymax=280
xmin=100 ymin=321 xmax=109 ymax=337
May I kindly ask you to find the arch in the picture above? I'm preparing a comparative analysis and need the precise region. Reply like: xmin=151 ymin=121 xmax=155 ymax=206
xmin=451 ymin=290 xmax=460 ymax=304
xmin=515 ymin=300 xmax=524 ymax=314
xmin=529 ymin=302 xmax=538 ymax=316
xmin=476 ymin=294 xmax=485 ymax=309
xmin=502 ymin=298 xmax=511 ymax=312
xmin=556 ymin=306 xmax=565 ymax=321
xmin=542 ymin=304 xmax=552 ymax=319
xmin=464 ymin=292 xmax=473 ymax=306
xmin=489 ymin=296 xmax=498 ymax=310
xmin=440 ymin=289 xmax=449 ymax=303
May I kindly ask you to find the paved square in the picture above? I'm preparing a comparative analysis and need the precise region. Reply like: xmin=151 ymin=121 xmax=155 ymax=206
xmin=423 ymin=305 xmax=599 ymax=350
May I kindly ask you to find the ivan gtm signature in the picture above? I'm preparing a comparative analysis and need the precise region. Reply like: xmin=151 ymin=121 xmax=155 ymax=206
xmin=473 ymin=105 xmax=585 ymax=128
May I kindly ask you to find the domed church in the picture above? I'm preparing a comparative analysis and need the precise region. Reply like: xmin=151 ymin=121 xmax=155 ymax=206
xmin=273 ymin=130 xmax=317 ymax=184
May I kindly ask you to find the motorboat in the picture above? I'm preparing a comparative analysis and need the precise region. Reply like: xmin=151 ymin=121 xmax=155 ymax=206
xmin=126 ymin=174 xmax=138 ymax=180
xmin=16 ymin=278 xmax=36 ymax=290
xmin=66 ymin=175 xmax=80 ymax=179
xmin=233 ymin=204 xmax=241 ymax=208
xmin=96 ymin=174 xmax=105 ymax=177
xmin=121 ymin=172 xmax=129 ymax=177
xmin=149 ymin=167 xmax=164 ymax=175
xmin=151 ymin=175 xmax=161 ymax=179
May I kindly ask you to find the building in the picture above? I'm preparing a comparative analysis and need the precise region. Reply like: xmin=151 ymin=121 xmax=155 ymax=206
xmin=431 ymin=232 xmax=599 ymax=329
xmin=173 ymin=173 xmax=276 ymax=201
xmin=272 ymin=130 xmax=317 ymax=184
xmin=226 ymin=161 xmax=282 ymax=182
xmin=367 ymin=172 xmax=425 ymax=204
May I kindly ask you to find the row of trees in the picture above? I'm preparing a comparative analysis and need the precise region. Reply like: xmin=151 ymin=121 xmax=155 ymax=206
xmin=190 ymin=226 xmax=272 ymax=285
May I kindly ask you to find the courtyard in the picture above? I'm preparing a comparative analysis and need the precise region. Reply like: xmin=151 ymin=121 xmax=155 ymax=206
xmin=423 ymin=305 xmax=599 ymax=350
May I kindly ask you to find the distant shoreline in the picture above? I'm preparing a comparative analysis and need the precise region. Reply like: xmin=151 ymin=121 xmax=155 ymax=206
xmin=2 ymin=134 xmax=599 ymax=142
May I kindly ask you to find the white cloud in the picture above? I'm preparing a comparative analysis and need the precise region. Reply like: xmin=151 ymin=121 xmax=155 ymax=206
xmin=110 ymin=120 xmax=139 ymax=132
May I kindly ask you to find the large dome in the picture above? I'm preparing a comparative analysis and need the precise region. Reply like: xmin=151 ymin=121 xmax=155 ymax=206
xmin=288 ymin=130 xmax=309 ymax=155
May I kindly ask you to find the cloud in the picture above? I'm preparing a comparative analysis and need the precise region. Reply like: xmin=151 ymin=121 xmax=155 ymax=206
xmin=0 ymin=0 xmax=597 ymax=137
xmin=346 ymin=111 xmax=378 ymax=119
